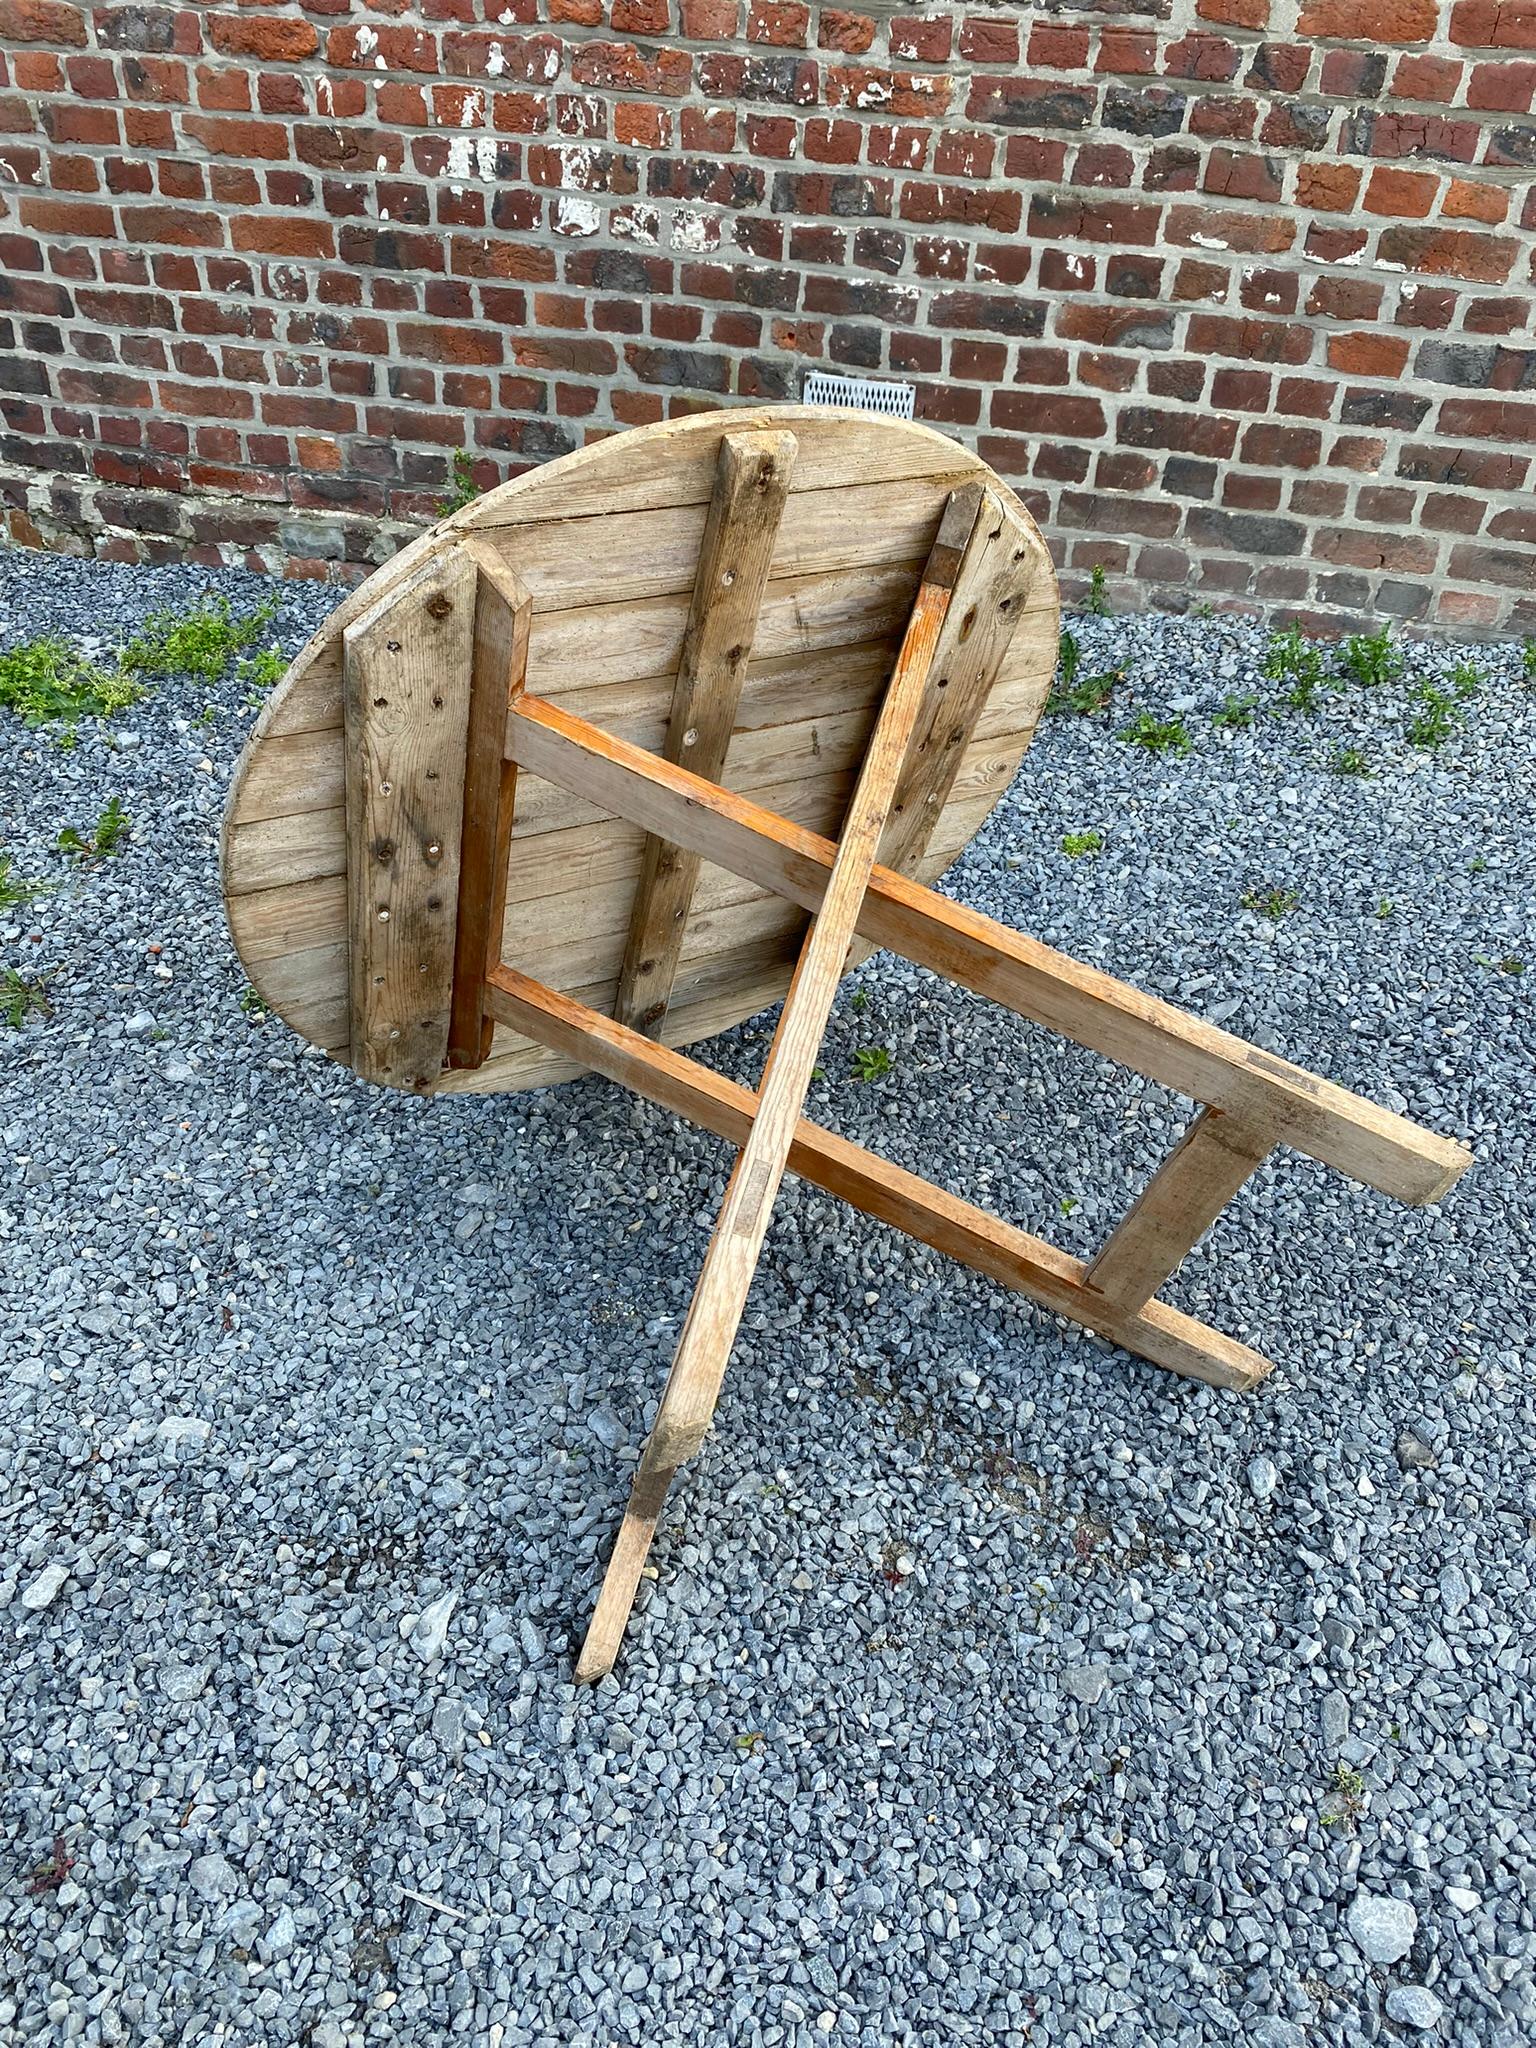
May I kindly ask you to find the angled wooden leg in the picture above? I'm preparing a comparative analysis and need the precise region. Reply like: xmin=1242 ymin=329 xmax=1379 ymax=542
xmin=573 ymin=1452 xmax=677 ymax=1685
xmin=1085 ymin=1105 xmax=1276 ymax=1313
xmin=572 ymin=489 xmax=980 ymax=1682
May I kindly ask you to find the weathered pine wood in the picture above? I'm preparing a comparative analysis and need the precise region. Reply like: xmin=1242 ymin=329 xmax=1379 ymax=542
xmin=447 ymin=542 xmax=532 ymax=1069
xmin=1085 ymin=1106 xmax=1277 ymax=1313
xmin=504 ymin=693 xmax=1473 ymax=1205
xmin=879 ymin=484 xmax=1040 ymax=878
xmin=484 ymin=964 xmax=1273 ymax=1395
xmin=341 ymin=550 xmax=477 ymax=1091
xmin=575 ymin=498 xmax=973 ymax=1682
xmin=616 ymin=428 xmax=797 ymax=1036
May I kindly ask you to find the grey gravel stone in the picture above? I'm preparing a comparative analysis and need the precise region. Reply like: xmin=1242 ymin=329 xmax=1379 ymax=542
xmin=1060 ymin=1662 xmax=1110 ymax=1704
xmin=1386 ymin=1985 xmax=1445 ymax=2029
xmin=20 ymin=1563 xmax=69 ymax=1611
xmin=1349 ymin=1891 xmax=1418 ymax=1964
xmin=0 ymin=566 xmax=1527 ymax=2048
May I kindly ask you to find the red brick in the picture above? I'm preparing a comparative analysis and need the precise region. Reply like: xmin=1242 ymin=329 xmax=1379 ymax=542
xmin=818 ymin=9 xmax=874 ymax=55
xmin=1029 ymin=23 xmax=1090 ymax=68
xmin=1467 ymin=58 xmax=1536 ymax=109
xmin=1392 ymin=53 xmax=1463 ymax=99
xmin=1365 ymin=166 xmax=1440 ymax=216
xmin=1327 ymin=332 xmax=1411 ymax=376
xmin=889 ymin=14 xmax=950 ymax=61
xmin=1444 ymin=179 xmax=1509 ymax=223
xmin=1096 ymin=28 xmax=1156 ymax=74
xmin=0 ymin=0 xmax=85 ymax=44
xmin=745 ymin=1 xmax=808 ymax=46
xmin=211 ymin=13 xmax=318 ymax=61
xmin=1300 ymin=0 xmax=1436 ymax=38
xmin=1198 ymin=0 xmax=1268 ymax=24
xmin=1379 ymin=224 xmax=1518 ymax=281
xmin=1297 ymin=163 xmax=1361 ymax=211
xmin=1451 ymin=0 xmax=1536 ymax=47
xmin=958 ymin=18 xmax=1017 ymax=65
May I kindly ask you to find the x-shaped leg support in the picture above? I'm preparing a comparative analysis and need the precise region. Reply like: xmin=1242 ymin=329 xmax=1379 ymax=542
xmin=450 ymin=516 xmax=1470 ymax=1685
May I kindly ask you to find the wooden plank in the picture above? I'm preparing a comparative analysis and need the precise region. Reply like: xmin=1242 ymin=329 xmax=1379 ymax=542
xmin=1085 ymin=1106 xmax=1277 ymax=1313
xmin=573 ymin=494 xmax=973 ymax=1683
xmin=341 ymin=549 xmax=477 ymax=1091
xmin=879 ymin=484 xmax=1040 ymax=878
xmin=470 ymin=466 xmax=970 ymax=615
xmin=484 ymin=965 xmax=1273 ymax=1395
xmin=460 ymin=405 xmax=986 ymax=531
xmin=617 ymin=426 xmax=797 ymax=1036
xmin=448 ymin=541 xmax=531 ymax=1069
xmin=503 ymin=693 xmax=1474 ymax=1206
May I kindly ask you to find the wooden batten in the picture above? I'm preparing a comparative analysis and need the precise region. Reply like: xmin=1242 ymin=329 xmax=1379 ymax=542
xmin=615 ymin=426 xmax=797 ymax=1038
xmin=341 ymin=549 xmax=477 ymax=1091
xmin=447 ymin=542 xmax=532 ymax=1069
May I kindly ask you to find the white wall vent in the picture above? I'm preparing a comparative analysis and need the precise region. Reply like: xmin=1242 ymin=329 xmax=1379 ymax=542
xmin=802 ymin=372 xmax=915 ymax=420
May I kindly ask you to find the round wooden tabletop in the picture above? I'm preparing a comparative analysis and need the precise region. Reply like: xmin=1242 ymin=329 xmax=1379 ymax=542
xmin=222 ymin=407 xmax=1059 ymax=1095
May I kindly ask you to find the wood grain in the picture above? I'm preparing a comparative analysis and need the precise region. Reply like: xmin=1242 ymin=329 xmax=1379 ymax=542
xmin=341 ymin=550 xmax=477 ymax=1090
xmin=616 ymin=427 xmax=796 ymax=1036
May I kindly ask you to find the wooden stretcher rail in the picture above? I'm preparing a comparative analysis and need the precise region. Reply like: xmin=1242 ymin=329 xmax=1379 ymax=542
xmin=503 ymin=692 xmax=1471 ymax=1208
xmin=484 ymin=965 xmax=1272 ymax=1394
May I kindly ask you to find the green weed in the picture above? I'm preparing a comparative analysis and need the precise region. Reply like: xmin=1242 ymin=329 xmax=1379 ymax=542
xmin=1405 ymin=680 xmax=1460 ymax=750
xmin=1522 ymin=640 xmax=1536 ymax=681
xmin=851 ymin=1045 xmax=892 ymax=1082
xmin=850 ymin=988 xmax=869 ymax=1013
xmin=0 ymin=853 xmax=48 ymax=912
xmin=1060 ymin=830 xmax=1103 ymax=858
xmin=1339 ymin=626 xmax=1403 ymax=688
xmin=238 ymin=646 xmax=286 ymax=695
xmin=0 ymin=968 xmax=50 ymax=1028
xmin=0 ymin=636 xmax=142 ymax=735
xmin=1332 ymin=746 xmax=1371 ymax=777
xmin=1048 ymin=629 xmax=1122 ymax=716
xmin=1119 ymin=712 xmax=1192 ymax=756
xmin=1242 ymin=885 xmax=1299 ymax=921
xmin=1321 ymin=1762 xmax=1367 ymax=1829
xmin=1376 ymin=898 xmax=1394 ymax=920
xmin=57 ymin=796 xmax=129 ymax=861
xmin=437 ymin=449 xmax=483 ymax=516
xmin=240 ymin=985 xmax=270 ymax=1018
xmin=1449 ymin=659 xmax=1483 ymax=699
xmin=1085 ymin=564 xmax=1109 ymax=616
xmin=1212 ymin=694 xmax=1257 ymax=729
xmin=120 ymin=593 xmax=278 ymax=686
xmin=1261 ymin=627 xmax=1328 ymax=710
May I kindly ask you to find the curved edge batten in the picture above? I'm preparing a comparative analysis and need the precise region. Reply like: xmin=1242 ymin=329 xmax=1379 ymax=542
xmin=222 ymin=408 xmax=1059 ymax=1096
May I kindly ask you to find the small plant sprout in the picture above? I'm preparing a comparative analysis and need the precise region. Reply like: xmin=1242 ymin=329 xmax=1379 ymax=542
xmin=1497 ymin=956 xmax=1525 ymax=976
xmin=1339 ymin=626 xmax=1403 ymax=689
xmin=57 ymin=797 xmax=129 ymax=860
xmin=1060 ymin=830 xmax=1103 ymax=858
xmin=850 ymin=1045 xmax=892 ymax=1082
xmin=1048 ymin=630 xmax=1122 ymax=716
xmin=1059 ymin=1195 xmax=1080 ymax=1217
xmin=1523 ymin=639 xmax=1536 ymax=682
xmin=0 ymin=853 xmax=48 ymax=912
xmin=1118 ymin=712 xmax=1192 ymax=757
xmin=1332 ymin=746 xmax=1371 ymax=777
xmin=1085 ymin=564 xmax=1109 ymax=616
xmin=1449 ymin=659 xmax=1483 ymax=699
xmin=437 ymin=449 xmax=483 ymax=517
xmin=0 ymin=636 xmax=143 ymax=737
xmin=733 ymin=1730 xmax=766 ymax=1759
xmin=120 ymin=594 xmax=279 ymax=686
xmin=239 ymin=985 xmax=269 ymax=1019
xmin=1376 ymin=898 xmax=1395 ymax=920
xmin=1405 ymin=679 xmax=1460 ymax=750
xmin=850 ymin=988 xmax=869 ymax=1013
xmin=1321 ymin=1762 xmax=1368 ymax=1829
xmin=1 ymin=968 xmax=50 ymax=1028
xmin=1242 ymin=885 xmax=1300 ymax=921
xmin=1213 ymin=694 xmax=1257 ymax=729
xmin=1261 ymin=627 xmax=1328 ymax=710
xmin=237 ymin=646 xmax=286 ymax=695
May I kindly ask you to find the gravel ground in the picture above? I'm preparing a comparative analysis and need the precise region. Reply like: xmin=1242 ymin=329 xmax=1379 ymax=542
xmin=0 ymin=548 xmax=1532 ymax=2048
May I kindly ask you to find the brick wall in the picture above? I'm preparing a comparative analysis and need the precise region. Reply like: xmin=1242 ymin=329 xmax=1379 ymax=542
xmin=1 ymin=0 xmax=1534 ymax=637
